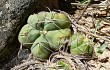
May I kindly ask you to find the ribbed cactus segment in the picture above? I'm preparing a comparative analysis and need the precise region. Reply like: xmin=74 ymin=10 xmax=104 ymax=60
xmin=69 ymin=33 xmax=93 ymax=56
xmin=18 ymin=24 xmax=40 ymax=48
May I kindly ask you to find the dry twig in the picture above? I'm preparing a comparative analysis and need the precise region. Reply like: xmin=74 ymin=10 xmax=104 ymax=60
xmin=78 ymin=0 xmax=92 ymax=20
xmin=71 ymin=3 xmax=110 ymax=7
xmin=71 ymin=18 xmax=110 ymax=42
xmin=11 ymin=60 xmax=41 ymax=70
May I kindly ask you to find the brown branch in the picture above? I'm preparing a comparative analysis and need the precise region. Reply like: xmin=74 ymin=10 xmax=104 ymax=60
xmin=11 ymin=60 xmax=41 ymax=70
xmin=72 ymin=23 xmax=110 ymax=42
xmin=78 ymin=0 xmax=92 ymax=20
xmin=71 ymin=3 xmax=110 ymax=7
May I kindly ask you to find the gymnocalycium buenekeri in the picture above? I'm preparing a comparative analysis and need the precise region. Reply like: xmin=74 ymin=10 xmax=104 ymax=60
xmin=69 ymin=33 xmax=93 ymax=56
xmin=18 ymin=11 xmax=93 ymax=60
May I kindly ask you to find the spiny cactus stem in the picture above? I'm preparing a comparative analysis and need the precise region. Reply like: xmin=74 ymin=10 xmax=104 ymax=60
xmin=53 ymin=19 xmax=70 ymax=23
xmin=38 ymin=42 xmax=53 ymax=53
xmin=37 ymin=38 xmax=57 ymax=48
xmin=37 ymin=41 xmax=57 ymax=52
xmin=45 ymin=17 xmax=70 ymax=23
xmin=36 ymin=45 xmax=44 ymax=60
xmin=52 ymin=21 xmax=62 ymax=29
xmin=44 ymin=18 xmax=69 ymax=22
xmin=38 ymin=43 xmax=50 ymax=55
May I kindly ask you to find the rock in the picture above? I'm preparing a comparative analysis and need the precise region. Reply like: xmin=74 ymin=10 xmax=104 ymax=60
xmin=0 ymin=0 xmax=59 ymax=68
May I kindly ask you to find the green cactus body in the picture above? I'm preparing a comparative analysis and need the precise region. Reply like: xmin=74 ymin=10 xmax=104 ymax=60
xmin=27 ymin=14 xmax=39 ymax=28
xmin=44 ymin=12 xmax=70 ymax=31
xmin=37 ymin=11 xmax=47 ymax=21
xmin=44 ymin=22 xmax=60 ymax=31
xmin=46 ymin=29 xmax=71 ymax=50
xmin=57 ymin=60 xmax=70 ymax=70
xmin=44 ymin=11 xmax=60 ymax=31
xmin=27 ymin=14 xmax=44 ymax=30
xmin=70 ymin=33 xmax=85 ymax=47
xmin=37 ymin=12 xmax=48 ymax=30
xmin=31 ymin=34 xmax=52 ymax=60
xmin=45 ymin=11 xmax=56 ymax=20
xmin=69 ymin=33 xmax=93 ymax=56
xmin=53 ymin=13 xmax=70 ymax=29
xmin=18 ymin=24 xmax=40 ymax=48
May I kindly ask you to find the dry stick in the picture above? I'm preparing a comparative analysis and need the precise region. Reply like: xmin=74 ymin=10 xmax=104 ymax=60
xmin=72 ymin=23 xmax=110 ymax=42
xmin=78 ymin=0 xmax=92 ymax=20
xmin=55 ymin=54 xmax=87 ymax=70
xmin=106 ymin=0 xmax=110 ymax=16
xmin=61 ymin=52 xmax=88 ymax=70
xmin=26 ymin=53 xmax=32 ymax=61
xmin=66 ymin=7 xmax=110 ymax=43
xmin=17 ymin=44 xmax=23 ymax=58
xmin=61 ymin=51 xmax=91 ymax=60
xmin=82 ymin=29 xmax=110 ymax=42
xmin=74 ymin=58 xmax=86 ymax=70
xmin=97 ymin=31 xmax=110 ymax=37
xmin=11 ymin=60 xmax=40 ymax=70
xmin=71 ymin=3 xmax=110 ymax=7
xmin=60 ymin=52 xmax=88 ymax=70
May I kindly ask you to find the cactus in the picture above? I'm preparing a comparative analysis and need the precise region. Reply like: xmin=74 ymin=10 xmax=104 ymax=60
xmin=18 ymin=11 xmax=90 ymax=60
xmin=37 ymin=12 xmax=48 ymax=30
xmin=31 ymin=29 xmax=71 ymax=59
xmin=31 ymin=34 xmax=52 ymax=60
xmin=27 ymin=13 xmax=45 ymax=30
xmin=44 ymin=22 xmax=60 ymax=31
xmin=18 ymin=24 xmax=40 ymax=48
xmin=46 ymin=29 xmax=71 ymax=50
xmin=44 ymin=12 xmax=71 ymax=31
xmin=37 ymin=11 xmax=47 ymax=21
xmin=27 ymin=14 xmax=39 ymax=28
xmin=69 ymin=33 xmax=93 ymax=56
xmin=44 ymin=11 xmax=59 ymax=31
xmin=45 ymin=11 xmax=56 ymax=20
xmin=53 ymin=13 xmax=70 ymax=29
xmin=57 ymin=60 xmax=70 ymax=70
xmin=27 ymin=12 xmax=70 ymax=31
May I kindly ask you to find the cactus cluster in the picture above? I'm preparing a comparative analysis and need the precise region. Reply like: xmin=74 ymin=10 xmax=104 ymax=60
xmin=69 ymin=33 xmax=93 ymax=56
xmin=18 ymin=11 xmax=93 ymax=60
